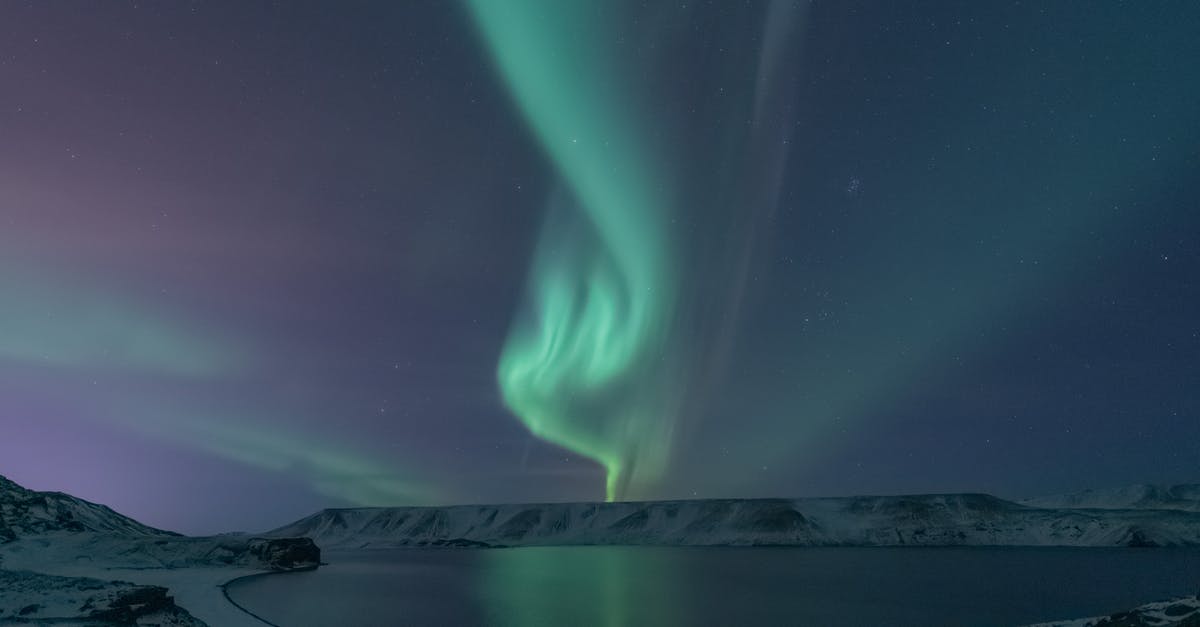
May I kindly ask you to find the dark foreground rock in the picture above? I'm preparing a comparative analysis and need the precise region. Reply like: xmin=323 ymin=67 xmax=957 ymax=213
xmin=0 ymin=569 xmax=205 ymax=625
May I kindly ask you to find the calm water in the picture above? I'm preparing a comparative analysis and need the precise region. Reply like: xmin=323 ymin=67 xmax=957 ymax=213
xmin=227 ymin=547 xmax=1200 ymax=627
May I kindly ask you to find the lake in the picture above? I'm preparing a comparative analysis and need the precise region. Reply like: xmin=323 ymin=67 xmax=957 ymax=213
xmin=226 ymin=546 xmax=1200 ymax=626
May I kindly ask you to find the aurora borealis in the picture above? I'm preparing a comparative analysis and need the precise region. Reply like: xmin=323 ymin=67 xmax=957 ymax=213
xmin=469 ymin=0 xmax=678 ymax=500
xmin=2 ymin=1 xmax=1198 ymax=534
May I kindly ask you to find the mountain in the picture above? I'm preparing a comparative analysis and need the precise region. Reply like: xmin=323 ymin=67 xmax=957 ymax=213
xmin=268 ymin=492 xmax=1200 ymax=549
xmin=0 ymin=473 xmax=318 ymax=570
xmin=1020 ymin=484 xmax=1200 ymax=513
xmin=0 ymin=473 xmax=321 ymax=626
xmin=0 ymin=474 xmax=174 ymax=541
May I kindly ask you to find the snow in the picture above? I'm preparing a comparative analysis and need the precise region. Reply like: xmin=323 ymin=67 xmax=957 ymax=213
xmin=1023 ymin=595 xmax=1200 ymax=626
xmin=0 ymin=564 xmax=270 ymax=626
xmin=267 ymin=493 xmax=1200 ymax=549
xmin=0 ymin=474 xmax=173 ymax=541
xmin=1 ymin=474 xmax=317 ymax=626
xmin=0 ymin=533 xmax=315 ymax=626
xmin=0 ymin=568 xmax=204 ymax=625
xmin=5 ymin=471 xmax=1199 ymax=625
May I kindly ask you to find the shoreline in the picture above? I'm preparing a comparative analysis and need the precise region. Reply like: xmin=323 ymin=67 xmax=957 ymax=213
xmin=220 ymin=563 xmax=325 ymax=627
xmin=220 ymin=571 xmax=288 ymax=627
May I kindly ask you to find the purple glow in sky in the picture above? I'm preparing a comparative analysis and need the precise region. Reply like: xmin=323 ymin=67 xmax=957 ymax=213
xmin=2 ymin=2 xmax=1197 ymax=534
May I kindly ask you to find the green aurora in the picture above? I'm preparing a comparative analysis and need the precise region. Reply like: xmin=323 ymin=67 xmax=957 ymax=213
xmin=0 ymin=270 xmax=428 ymax=509
xmin=468 ymin=0 xmax=678 ymax=500
xmin=0 ymin=272 xmax=240 ymax=378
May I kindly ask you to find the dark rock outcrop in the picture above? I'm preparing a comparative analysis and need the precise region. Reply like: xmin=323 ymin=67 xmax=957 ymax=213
xmin=247 ymin=537 xmax=321 ymax=570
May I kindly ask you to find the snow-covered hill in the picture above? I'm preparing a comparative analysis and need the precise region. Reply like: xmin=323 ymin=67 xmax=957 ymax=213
xmin=0 ymin=473 xmax=321 ymax=626
xmin=0 ymin=474 xmax=174 ymax=540
xmin=268 ymin=493 xmax=1200 ymax=549
xmin=1020 ymin=484 xmax=1200 ymax=513
xmin=0 ymin=473 xmax=319 ymax=571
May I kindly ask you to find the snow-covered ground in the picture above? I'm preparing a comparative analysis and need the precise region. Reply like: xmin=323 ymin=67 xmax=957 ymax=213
xmin=0 ymin=569 xmax=204 ymax=625
xmin=1 ymin=474 xmax=318 ymax=626
xmin=268 ymin=492 xmax=1200 ymax=549
xmin=0 ymin=536 xmax=310 ymax=626
xmin=1024 ymin=595 xmax=1200 ymax=626
xmin=5 ymin=471 xmax=1199 ymax=625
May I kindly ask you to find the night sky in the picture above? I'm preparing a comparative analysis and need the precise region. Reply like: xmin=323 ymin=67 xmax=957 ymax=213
xmin=2 ymin=1 xmax=1197 ymax=535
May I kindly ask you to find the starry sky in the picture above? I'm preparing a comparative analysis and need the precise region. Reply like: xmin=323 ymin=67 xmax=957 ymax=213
xmin=1 ymin=1 xmax=1197 ymax=535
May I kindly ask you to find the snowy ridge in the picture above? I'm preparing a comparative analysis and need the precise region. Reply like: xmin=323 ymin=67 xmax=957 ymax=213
xmin=268 ymin=493 xmax=1200 ymax=549
xmin=1020 ymin=484 xmax=1200 ymax=513
xmin=0 ymin=474 xmax=175 ymax=541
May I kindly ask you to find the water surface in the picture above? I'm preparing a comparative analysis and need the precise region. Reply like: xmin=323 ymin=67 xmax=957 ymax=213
xmin=228 ymin=546 xmax=1200 ymax=626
